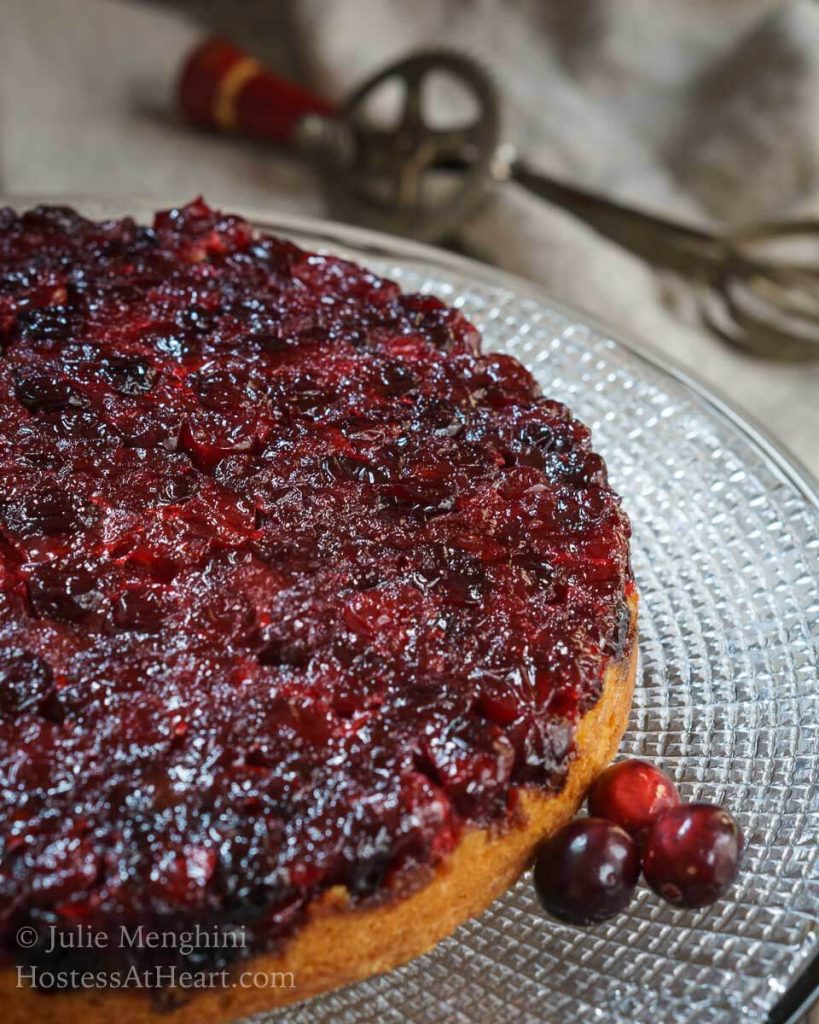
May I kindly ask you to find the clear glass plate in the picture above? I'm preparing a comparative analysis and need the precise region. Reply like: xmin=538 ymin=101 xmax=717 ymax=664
xmin=7 ymin=198 xmax=817 ymax=1023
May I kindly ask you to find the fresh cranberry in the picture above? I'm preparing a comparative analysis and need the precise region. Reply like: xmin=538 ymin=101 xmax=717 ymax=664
xmin=643 ymin=804 xmax=744 ymax=908
xmin=533 ymin=818 xmax=640 ymax=925
xmin=588 ymin=759 xmax=680 ymax=841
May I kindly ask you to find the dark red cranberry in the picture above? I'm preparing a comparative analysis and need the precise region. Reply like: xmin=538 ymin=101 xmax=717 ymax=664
xmin=195 ymin=370 xmax=248 ymax=411
xmin=158 ymin=474 xmax=197 ymax=504
xmin=519 ymin=421 xmax=557 ymax=454
xmin=15 ymin=375 xmax=76 ymax=412
xmin=0 ymin=647 xmax=59 ymax=719
xmin=179 ymin=418 xmax=254 ymax=471
xmin=378 ymin=362 xmax=416 ymax=397
xmin=478 ymin=681 xmax=520 ymax=726
xmin=258 ymin=635 xmax=308 ymax=668
xmin=643 ymin=804 xmax=743 ymax=908
xmin=29 ymin=836 xmax=100 ymax=903
xmin=50 ymin=407 xmax=114 ymax=443
xmin=588 ymin=759 xmax=680 ymax=841
xmin=122 ymin=548 xmax=178 ymax=584
xmin=20 ymin=488 xmax=88 ymax=535
xmin=422 ymin=717 xmax=515 ymax=820
xmin=175 ymin=304 xmax=215 ymax=336
xmin=16 ymin=306 xmax=73 ymax=344
xmin=533 ymin=818 xmax=640 ymax=925
xmin=113 ymin=588 xmax=167 ymax=632
xmin=99 ymin=357 xmax=156 ymax=395
xmin=27 ymin=565 xmax=99 ymax=622
xmin=199 ymin=590 xmax=256 ymax=642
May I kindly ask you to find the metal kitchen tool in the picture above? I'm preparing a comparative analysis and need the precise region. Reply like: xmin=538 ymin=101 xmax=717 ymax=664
xmin=179 ymin=39 xmax=819 ymax=360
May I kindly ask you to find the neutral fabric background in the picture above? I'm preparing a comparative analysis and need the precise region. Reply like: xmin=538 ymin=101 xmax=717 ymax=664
xmin=1 ymin=0 xmax=818 ymax=480
xmin=0 ymin=3 xmax=817 ymax=1017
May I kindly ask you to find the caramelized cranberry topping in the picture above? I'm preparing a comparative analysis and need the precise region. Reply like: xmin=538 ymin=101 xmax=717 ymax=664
xmin=0 ymin=200 xmax=632 ymax=975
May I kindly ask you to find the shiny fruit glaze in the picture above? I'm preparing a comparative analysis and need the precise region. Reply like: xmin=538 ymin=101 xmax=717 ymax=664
xmin=643 ymin=804 xmax=743 ymax=908
xmin=533 ymin=818 xmax=640 ymax=925
xmin=588 ymin=758 xmax=680 ymax=842
xmin=0 ymin=201 xmax=633 ymax=975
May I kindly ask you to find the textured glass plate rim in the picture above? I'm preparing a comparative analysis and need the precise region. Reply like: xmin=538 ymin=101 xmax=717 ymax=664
xmin=2 ymin=194 xmax=817 ymax=1021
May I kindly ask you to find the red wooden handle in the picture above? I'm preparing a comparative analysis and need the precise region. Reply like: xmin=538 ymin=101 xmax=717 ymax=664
xmin=178 ymin=37 xmax=335 ymax=145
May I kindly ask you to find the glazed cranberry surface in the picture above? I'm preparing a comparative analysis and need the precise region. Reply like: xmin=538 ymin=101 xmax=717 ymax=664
xmin=0 ymin=201 xmax=632 ymax=972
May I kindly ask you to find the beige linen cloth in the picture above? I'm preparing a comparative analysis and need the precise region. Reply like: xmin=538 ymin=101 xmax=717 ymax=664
xmin=0 ymin=0 xmax=818 ymax=481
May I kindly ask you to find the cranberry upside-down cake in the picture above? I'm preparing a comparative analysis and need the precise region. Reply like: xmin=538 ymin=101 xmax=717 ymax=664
xmin=0 ymin=201 xmax=636 ymax=1022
